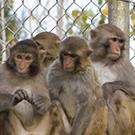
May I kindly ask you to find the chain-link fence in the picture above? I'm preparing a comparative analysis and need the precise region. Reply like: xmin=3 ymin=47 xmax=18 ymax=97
xmin=0 ymin=0 xmax=135 ymax=64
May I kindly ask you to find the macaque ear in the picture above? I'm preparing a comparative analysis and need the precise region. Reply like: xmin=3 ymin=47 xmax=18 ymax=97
xmin=39 ymin=50 xmax=47 ymax=63
xmin=87 ymin=48 xmax=93 ymax=56
xmin=90 ymin=29 xmax=99 ymax=39
xmin=56 ymin=40 xmax=61 ymax=45
xmin=55 ymin=40 xmax=61 ymax=48
xmin=32 ymin=40 xmax=42 ymax=49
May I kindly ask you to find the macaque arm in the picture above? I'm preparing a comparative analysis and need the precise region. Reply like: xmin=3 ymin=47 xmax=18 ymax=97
xmin=47 ymin=72 xmax=60 ymax=101
xmin=102 ymin=81 xmax=130 ymax=100
xmin=49 ymin=87 xmax=60 ymax=101
xmin=0 ymin=94 xmax=14 ymax=111
xmin=47 ymin=74 xmax=61 ymax=101
xmin=70 ymin=101 xmax=92 ymax=135
xmin=70 ymin=92 xmax=93 ymax=135
xmin=0 ymin=111 xmax=10 ymax=135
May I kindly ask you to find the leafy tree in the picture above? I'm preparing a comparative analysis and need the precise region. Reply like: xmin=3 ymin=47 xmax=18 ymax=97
xmin=65 ymin=0 xmax=108 ymax=39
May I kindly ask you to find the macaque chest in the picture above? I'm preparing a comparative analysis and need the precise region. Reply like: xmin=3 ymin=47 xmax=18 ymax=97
xmin=93 ymin=62 xmax=117 ymax=85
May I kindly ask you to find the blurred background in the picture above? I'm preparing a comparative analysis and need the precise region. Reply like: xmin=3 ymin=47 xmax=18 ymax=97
xmin=0 ymin=0 xmax=135 ymax=64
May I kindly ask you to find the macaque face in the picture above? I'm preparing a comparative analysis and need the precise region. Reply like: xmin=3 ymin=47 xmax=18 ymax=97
xmin=90 ymin=24 xmax=126 ymax=61
xmin=60 ymin=36 xmax=93 ymax=72
xmin=33 ymin=32 xmax=60 ymax=66
xmin=107 ymin=36 xmax=125 ymax=60
xmin=14 ymin=53 xmax=33 ymax=75
xmin=61 ymin=51 xmax=79 ymax=72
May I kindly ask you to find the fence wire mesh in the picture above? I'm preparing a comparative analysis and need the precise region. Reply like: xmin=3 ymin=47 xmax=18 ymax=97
xmin=0 ymin=0 xmax=135 ymax=64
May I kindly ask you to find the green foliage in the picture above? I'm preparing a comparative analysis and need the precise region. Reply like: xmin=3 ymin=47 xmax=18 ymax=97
xmin=66 ymin=9 xmax=95 ymax=38
xmin=65 ymin=0 xmax=108 ymax=38
xmin=98 ymin=0 xmax=103 ymax=5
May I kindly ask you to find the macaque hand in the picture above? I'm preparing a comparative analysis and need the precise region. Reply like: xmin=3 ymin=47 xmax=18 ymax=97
xmin=29 ymin=95 xmax=47 ymax=115
xmin=12 ymin=89 xmax=29 ymax=105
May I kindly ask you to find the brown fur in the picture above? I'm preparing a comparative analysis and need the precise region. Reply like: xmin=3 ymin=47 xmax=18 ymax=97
xmin=90 ymin=23 xmax=135 ymax=135
xmin=0 ymin=39 xmax=68 ymax=135
xmin=33 ymin=32 xmax=60 ymax=67
xmin=47 ymin=36 xmax=108 ymax=135
xmin=33 ymin=33 xmax=70 ymax=134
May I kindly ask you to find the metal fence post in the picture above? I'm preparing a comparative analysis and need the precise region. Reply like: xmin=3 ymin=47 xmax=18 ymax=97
xmin=108 ymin=0 xmax=130 ymax=59
xmin=1 ymin=0 xmax=7 ymax=63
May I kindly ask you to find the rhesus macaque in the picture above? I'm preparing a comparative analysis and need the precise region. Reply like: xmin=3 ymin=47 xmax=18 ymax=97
xmin=47 ymin=36 xmax=108 ymax=135
xmin=33 ymin=32 xmax=61 ymax=87
xmin=33 ymin=32 xmax=71 ymax=133
xmin=0 ymin=39 xmax=68 ymax=135
xmin=33 ymin=32 xmax=60 ymax=67
xmin=90 ymin=23 xmax=135 ymax=135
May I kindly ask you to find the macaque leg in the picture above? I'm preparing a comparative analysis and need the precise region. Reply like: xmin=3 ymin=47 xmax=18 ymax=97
xmin=108 ymin=90 xmax=132 ymax=135
xmin=9 ymin=105 xmax=69 ymax=135
xmin=49 ymin=103 xmax=70 ymax=135
xmin=0 ymin=111 xmax=10 ymax=135
xmin=84 ymin=98 xmax=108 ymax=135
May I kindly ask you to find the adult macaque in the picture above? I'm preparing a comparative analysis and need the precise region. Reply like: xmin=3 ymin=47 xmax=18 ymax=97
xmin=33 ymin=32 xmax=60 ymax=67
xmin=0 ymin=39 xmax=68 ymax=135
xmin=90 ymin=23 xmax=135 ymax=135
xmin=33 ymin=32 xmax=71 ymax=133
xmin=47 ymin=36 xmax=108 ymax=135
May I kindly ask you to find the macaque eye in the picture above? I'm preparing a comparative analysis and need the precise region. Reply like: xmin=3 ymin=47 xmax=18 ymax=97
xmin=25 ymin=56 xmax=32 ymax=60
xmin=110 ymin=37 xmax=118 ymax=42
xmin=16 ymin=55 xmax=22 ymax=59
xmin=63 ymin=52 xmax=69 ymax=56
xmin=69 ymin=54 xmax=77 ymax=58
xmin=119 ymin=39 xmax=124 ymax=43
xmin=63 ymin=52 xmax=77 ymax=58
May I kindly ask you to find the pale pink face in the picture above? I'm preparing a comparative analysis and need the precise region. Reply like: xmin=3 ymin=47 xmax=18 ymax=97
xmin=14 ymin=53 xmax=33 ymax=75
xmin=107 ymin=36 xmax=124 ymax=60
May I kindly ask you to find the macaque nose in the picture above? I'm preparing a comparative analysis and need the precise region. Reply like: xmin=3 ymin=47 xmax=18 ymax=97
xmin=110 ymin=43 xmax=121 ymax=56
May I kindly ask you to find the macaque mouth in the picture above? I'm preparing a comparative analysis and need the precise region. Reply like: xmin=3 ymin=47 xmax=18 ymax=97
xmin=18 ymin=69 xmax=28 ymax=73
xmin=16 ymin=70 xmax=29 ymax=77
xmin=62 ymin=52 xmax=77 ymax=71
xmin=63 ymin=62 xmax=74 ymax=71
xmin=107 ymin=53 xmax=120 ymax=61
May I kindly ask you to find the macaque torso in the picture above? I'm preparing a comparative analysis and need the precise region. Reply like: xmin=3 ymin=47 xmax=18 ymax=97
xmin=0 ymin=64 xmax=51 ymax=135
xmin=48 ymin=60 xmax=101 ymax=123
